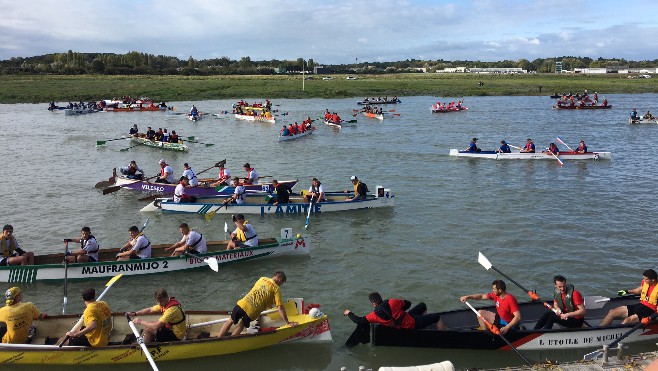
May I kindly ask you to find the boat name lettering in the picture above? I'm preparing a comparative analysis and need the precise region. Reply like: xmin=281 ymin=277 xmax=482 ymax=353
xmin=81 ymin=261 xmax=163 ymax=275
xmin=188 ymin=251 xmax=254 ymax=265
xmin=596 ymin=333 xmax=622 ymax=342
xmin=141 ymin=184 xmax=166 ymax=192
xmin=111 ymin=349 xmax=138 ymax=362
xmin=539 ymin=338 xmax=580 ymax=346
xmin=150 ymin=345 xmax=170 ymax=360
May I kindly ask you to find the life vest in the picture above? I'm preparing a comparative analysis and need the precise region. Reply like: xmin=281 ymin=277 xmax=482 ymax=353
xmin=640 ymin=281 xmax=658 ymax=307
xmin=235 ymin=223 xmax=257 ymax=242
xmin=0 ymin=236 xmax=17 ymax=258
xmin=366 ymin=299 xmax=414 ymax=329
xmin=161 ymin=297 xmax=186 ymax=329
xmin=81 ymin=235 xmax=99 ymax=254
xmin=160 ymin=165 xmax=168 ymax=176
xmin=219 ymin=169 xmax=228 ymax=180
xmin=553 ymin=284 xmax=577 ymax=313
xmin=126 ymin=166 xmax=137 ymax=175
xmin=169 ymin=134 xmax=179 ymax=143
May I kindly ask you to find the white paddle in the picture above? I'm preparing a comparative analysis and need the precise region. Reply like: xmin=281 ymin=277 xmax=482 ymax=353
xmin=125 ymin=314 xmax=160 ymax=371
xmin=556 ymin=137 xmax=575 ymax=152
xmin=304 ymin=200 xmax=313 ymax=229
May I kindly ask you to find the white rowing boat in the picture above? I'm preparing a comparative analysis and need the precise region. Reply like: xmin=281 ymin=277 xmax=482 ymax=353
xmin=235 ymin=113 xmax=276 ymax=123
xmin=449 ymin=149 xmax=611 ymax=160
xmin=323 ymin=119 xmax=356 ymax=128
xmin=141 ymin=187 xmax=394 ymax=215
xmin=277 ymin=129 xmax=313 ymax=141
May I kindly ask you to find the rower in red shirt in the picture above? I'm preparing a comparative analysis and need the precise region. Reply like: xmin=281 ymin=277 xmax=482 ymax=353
xmin=460 ymin=280 xmax=521 ymax=334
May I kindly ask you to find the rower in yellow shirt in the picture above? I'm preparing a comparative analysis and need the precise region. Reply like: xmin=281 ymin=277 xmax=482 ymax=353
xmin=61 ymin=288 xmax=112 ymax=347
xmin=0 ymin=287 xmax=46 ymax=343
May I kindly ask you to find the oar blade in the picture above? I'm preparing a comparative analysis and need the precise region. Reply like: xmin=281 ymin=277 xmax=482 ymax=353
xmin=478 ymin=252 xmax=493 ymax=270
xmin=102 ymin=186 xmax=122 ymax=195
xmin=105 ymin=273 xmax=123 ymax=287
xmin=204 ymin=257 xmax=219 ymax=272
xmin=96 ymin=141 xmax=107 ymax=146
xmin=204 ymin=210 xmax=216 ymax=222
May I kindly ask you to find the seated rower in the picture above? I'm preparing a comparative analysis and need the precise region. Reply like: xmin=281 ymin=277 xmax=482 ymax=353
xmin=168 ymin=130 xmax=180 ymax=143
xmin=165 ymin=223 xmax=207 ymax=256
xmin=64 ymin=227 xmax=100 ymax=263
xmin=120 ymin=160 xmax=144 ymax=180
xmin=547 ymin=143 xmax=559 ymax=156
xmin=227 ymin=214 xmax=258 ymax=250
xmin=60 ymin=288 xmax=111 ymax=347
xmin=464 ymin=138 xmax=480 ymax=153
xmin=281 ymin=125 xmax=291 ymax=136
xmin=126 ymin=289 xmax=185 ymax=344
xmin=116 ymin=225 xmax=151 ymax=261
xmin=0 ymin=287 xmax=47 ymax=344
xmin=575 ymin=140 xmax=587 ymax=154
xmin=520 ymin=138 xmax=535 ymax=153
xmin=497 ymin=140 xmax=511 ymax=153
xmin=129 ymin=124 xmax=139 ymax=136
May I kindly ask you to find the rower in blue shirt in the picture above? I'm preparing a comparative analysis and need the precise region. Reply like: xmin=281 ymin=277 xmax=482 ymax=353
xmin=464 ymin=138 xmax=480 ymax=153
xmin=630 ymin=108 xmax=639 ymax=121
xmin=497 ymin=140 xmax=511 ymax=153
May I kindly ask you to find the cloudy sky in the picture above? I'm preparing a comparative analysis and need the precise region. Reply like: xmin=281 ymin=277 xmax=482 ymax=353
xmin=1 ymin=0 xmax=657 ymax=64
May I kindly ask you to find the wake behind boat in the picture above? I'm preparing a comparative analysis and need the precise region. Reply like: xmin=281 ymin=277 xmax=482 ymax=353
xmin=449 ymin=149 xmax=611 ymax=160
xmin=141 ymin=187 xmax=394 ymax=215
xmin=359 ymin=295 xmax=656 ymax=351
xmin=0 ymin=229 xmax=309 ymax=282
xmin=0 ymin=298 xmax=331 ymax=365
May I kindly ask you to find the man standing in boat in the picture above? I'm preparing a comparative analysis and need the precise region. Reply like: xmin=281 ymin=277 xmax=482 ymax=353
xmin=343 ymin=292 xmax=448 ymax=330
xmin=600 ymin=269 xmax=658 ymax=326
xmin=217 ymin=271 xmax=298 ymax=337
xmin=61 ymin=288 xmax=112 ymax=347
xmin=64 ymin=226 xmax=100 ymax=263
xmin=0 ymin=287 xmax=47 ymax=344
xmin=460 ymin=280 xmax=521 ymax=334
xmin=127 ymin=289 xmax=185 ymax=343
xmin=533 ymin=275 xmax=586 ymax=329
xmin=0 ymin=224 xmax=35 ymax=266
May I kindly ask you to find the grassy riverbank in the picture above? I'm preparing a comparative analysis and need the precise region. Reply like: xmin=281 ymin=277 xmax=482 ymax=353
xmin=1 ymin=73 xmax=657 ymax=103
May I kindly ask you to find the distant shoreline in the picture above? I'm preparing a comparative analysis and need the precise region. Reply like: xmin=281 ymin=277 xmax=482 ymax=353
xmin=1 ymin=73 xmax=656 ymax=104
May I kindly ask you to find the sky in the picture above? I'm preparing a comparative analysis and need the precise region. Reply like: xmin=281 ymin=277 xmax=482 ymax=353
xmin=1 ymin=0 xmax=657 ymax=65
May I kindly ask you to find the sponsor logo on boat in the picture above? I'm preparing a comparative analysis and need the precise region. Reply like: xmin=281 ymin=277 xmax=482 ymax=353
xmin=188 ymin=250 xmax=255 ymax=265
xmin=295 ymin=239 xmax=306 ymax=249
xmin=111 ymin=349 xmax=138 ymax=363
xmin=260 ymin=203 xmax=321 ymax=215
xmin=81 ymin=261 xmax=168 ymax=276
xmin=141 ymin=184 xmax=166 ymax=192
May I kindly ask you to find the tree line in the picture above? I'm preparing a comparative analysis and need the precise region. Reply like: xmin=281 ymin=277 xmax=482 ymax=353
xmin=1 ymin=50 xmax=657 ymax=75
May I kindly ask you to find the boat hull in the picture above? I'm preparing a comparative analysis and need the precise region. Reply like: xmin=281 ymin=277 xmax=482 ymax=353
xmin=111 ymin=169 xmax=298 ymax=197
xmin=363 ymin=112 xmax=384 ymax=120
xmin=144 ymin=188 xmax=395 ymax=215
xmin=449 ymin=149 xmax=611 ymax=160
xmin=323 ymin=119 xmax=356 ymax=128
xmin=357 ymin=99 xmax=401 ymax=105
xmin=0 ymin=234 xmax=309 ymax=283
xmin=130 ymin=137 xmax=189 ymax=152
xmin=278 ymin=130 xmax=313 ymax=141
xmin=235 ymin=114 xmax=276 ymax=123
xmin=431 ymin=107 xmax=468 ymax=113
xmin=553 ymin=104 xmax=612 ymax=109
xmin=367 ymin=296 xmax=657 ymax=351
xmin=630 ymin=117 xmax=657 ymax=124
xmin=0 ymin=299 xmax=331 ymax=365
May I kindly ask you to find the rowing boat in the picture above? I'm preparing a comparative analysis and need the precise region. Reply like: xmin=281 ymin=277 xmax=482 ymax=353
xmin=629 ymin=117 xmax=657 ymax=124
xmin=0 ymin=298 xmax=331 ymax=365
xmin=356 ymin=99 xmax=401 ymax=105
xmin=235 ymin=113 xmax=276 ymax=123
xmin=448 ymin=149 xmax=611 ymax=160
xmin=431 ymin=106 xmax=468 ymax=113
xmin=0 ymin=230 xmax=309 ymax=283
xmin=105 ymin=101 xmax=169 ymax=112
xmin=553 ymin=104 xmax=612 ymax=110
xmin=64 ymin=108 xmax=101 ymax=115
xmin=323 ymin=119 xmax=356 ymax=129
xmin=363 ymin=112 xmax=384 ymax=120
xmin=278 ymin=129 xmax=313 ymax=141
xmin=140 ymin=187 xmax=394 ymax=215
xmin=353 ymin=295 xmax=658 ymax=351
xmin=106 ymin=168 xmax=298 ymax=197
xmin=188 ymin=113 xmax=204 ymax=121
xmin=130 ymin=137 xmax=189 ymax=152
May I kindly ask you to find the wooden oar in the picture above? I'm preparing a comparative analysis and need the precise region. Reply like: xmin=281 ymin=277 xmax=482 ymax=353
xmin=96 ymin=137 xmax=128 ymax=146
xmin=102 ymin=185 xmax=122 ymax=195
xmin=59 ymin=274 xmax=123 ymax=347
xmin=125 ymin=314 xmax=160 ymax=371
xmin=478 ymin=252 xmax=555 ymax=311
xmin=181 ymin=138 xmax=214 ymax=146
xmin=464 ymin=301 xmax=532 ymax=366
xmin=583 ymin=312 xmax=658 ymax=360
xmin=119 ymin=142 xmax=141 ymax=152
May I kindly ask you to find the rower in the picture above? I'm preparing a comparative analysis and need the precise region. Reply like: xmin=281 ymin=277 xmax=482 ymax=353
xmin=64 ymin=227 xmax=100 ymax=263
xmin=464 ymin=138 xmax=480 ymax=153
xmin=520 ymin=138 xmax=535 ymax=153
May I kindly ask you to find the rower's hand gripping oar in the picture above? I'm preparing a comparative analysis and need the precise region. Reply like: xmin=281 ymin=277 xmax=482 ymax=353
xmin=464 ymin=301 xmax=532 ymax=366
xmin=59 ymin=274 xmax=123 ymax=347
xmin=125 ymin=314 xmax=160 ymax=371
xmin=478 ymin=252 xmax=558 ymax=314
xmin=118 ymin=218 xmax=150 ymax=254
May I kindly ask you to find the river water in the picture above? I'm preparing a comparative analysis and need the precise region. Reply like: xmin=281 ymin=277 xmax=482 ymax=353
xmin=1 ymin=94 xmax=657 ymax=370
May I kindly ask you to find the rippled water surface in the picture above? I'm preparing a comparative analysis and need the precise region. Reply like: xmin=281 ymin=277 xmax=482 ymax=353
xmin=1 ymin=94 xmax=657 ymax=370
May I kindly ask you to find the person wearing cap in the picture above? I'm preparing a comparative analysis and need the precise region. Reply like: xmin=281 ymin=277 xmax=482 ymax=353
xmin=129 ymin=124 xmax=139 ymax=136
xmin=173 ymin=176 xmax=196 ymax=203
xmin=120 ymin=160 xmax=144 ymax=180
xmin=226 ymin=214 xmax=258 ymax=250
xmin=211 ymin=163 xmax=231 ymax=187
xmin=0 ymin=224 xmax=34 ymax=266
xmin=463 ymin=138 xmax=480 ymax=153
xmin=117 ymin=225 xmax=152 ymax=260
xmin=155 ymin=159 xmax=174 ymax=184
xmin=520 ymin=138 xmax=536 ymax=153
xmin=217 ymin=271 xmax=297 ymax=337
xmin=182 ymin=163 xmax=198 ymax=187
xmin=346 ymin=176 xmax=368 ymax=202
xmin=60 ymin=288 xmax=112 ymax=347
xmin=166 ymin=223 xmax=207 ymax=256
xmin=242 ymin=163 xmax=259 ymax=185
xmin=305 ymin=178 xmax=326 ymax=203
xmin=64 ymin=226 xmax=100 ymax=263
xmin=0 ymin=287 xmax=46 ymax=344
xmin=497 ymin=140 xmax=511 ymax=153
